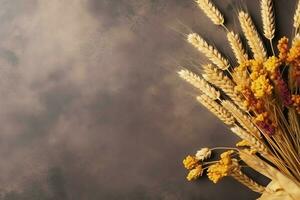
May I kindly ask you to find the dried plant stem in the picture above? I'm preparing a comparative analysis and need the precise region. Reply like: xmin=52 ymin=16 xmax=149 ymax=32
xmin=195 ymin=0 xmax=224 ymax=25
xmin=187 ymin=33 xmax=230 ymax=70
xmin=226 ymin=31 xmax=248 ymax=64
xmin=261 ymin=0 xmax=275 ymax=40
xmin=230 ymin=167 xmax=265 ymax=193
xmin=197 ymin=94 xmax=235 ymax=125
xmin=239 ymin=11 xmax=267 ymax=61
xmin=178 ymin=69 xmax=220 ymax=100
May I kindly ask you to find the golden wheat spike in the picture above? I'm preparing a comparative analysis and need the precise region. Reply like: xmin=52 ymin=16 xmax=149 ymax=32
xmin=226 ymin=31 xmax=248 ymax=64
xmin=197 ymin=94 xmax=235 ymax=125
xmin=187 ymin=33 xmax=229 ymax=70
xmin=261 ymin=0 xmax=275 ymax=40
xmin=294 ymin=0 xmax=300 ymax=29
xmin=195 ymin=0 xmax=224 ymax=25
xmin=178 ymin=69 xmax=220 ymax=100
xmin=222 ymin=100 xmax=260 ymax=137
xmin=202 ymin=64 xmax=248 ymax=111
xmin=230 ymin=164 xmax=265 ymax=193
xmin=238 ymin=11 xmax=267 ymax=61
xmin=231 ymin=126 xmax=268 ymax=154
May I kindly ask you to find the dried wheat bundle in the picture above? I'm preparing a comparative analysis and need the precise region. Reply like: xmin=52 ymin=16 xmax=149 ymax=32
xmin=178 ymin=0 xmax=300 ymax=198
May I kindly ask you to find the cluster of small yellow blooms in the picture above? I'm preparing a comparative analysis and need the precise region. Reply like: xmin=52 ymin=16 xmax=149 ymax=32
xmin=292 ymin=95 xmax=300 ymax=114
xmin=187 ymin=165 xmax=203 ymax=181
xmin=251 ymin=75 xmax=273 ymax=98
xmin=277 ymin=37 xmax=289 ymax=62
xmin=263 ymin=56 xmax=281 ymax=77
xmin=207 ymin=150 xmax=237 ymax=183
xmin=287 ymin=39 xmax=300 ymax=85
xmin=183 ymin=155 xmax=203 ymax=181
xmin=183 ymin=155 xmax=199 ymax=170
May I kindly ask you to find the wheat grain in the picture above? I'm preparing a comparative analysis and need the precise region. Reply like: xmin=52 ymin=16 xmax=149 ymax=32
xmin=202 ymin=64 xmax=248 ymax=111
xmin=197 ymin=94 xmax=235 ymax=125
xmin=261 ymin=0 xmax=275 ymax=40
xmin=188 ymin=33 xmax=229 ymax=70
xmin=239 ymin=11 xmax=267 ymax=61
xmin=230 ymin=164 xmax=265 ymax=193
xmin=222 ymin=100 xmax=260 ymax=137
xmin=195 ymin=0 xmax=224 ymax=25
xmin=294 ymin=0 xmax=300 ymax=29
xmin=226 ymin=31 xmax=248 ymax=64
xmin=231 ymin=126 xmax=268 ymax=154
xmin=178 ymin=69 xmax=220 ymax=100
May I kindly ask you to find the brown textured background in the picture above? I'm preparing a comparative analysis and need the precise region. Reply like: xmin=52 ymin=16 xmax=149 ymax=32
xmin=0 ymin=0 xmax=296 ymax=199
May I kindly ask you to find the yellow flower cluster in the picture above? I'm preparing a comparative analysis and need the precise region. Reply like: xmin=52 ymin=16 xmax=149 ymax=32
xmin=207 ymin=150 xmax=236 ymax=183
xmin=250 ymin=75 xmax=273 ymax=98
xmin=263 ymin=56 xmax=281 ymax=75
xmin=183 ymin=155 xmax=199 ymax=170
xmin=292 ymin=95 xmax=300 ymax=114
xmin=277 ymin=36 xmax=289 ymax=61
xmin=183 ymin=155 xmax=203 ymax=181
xmin=187 ymin=165 xmax=203 ymax=181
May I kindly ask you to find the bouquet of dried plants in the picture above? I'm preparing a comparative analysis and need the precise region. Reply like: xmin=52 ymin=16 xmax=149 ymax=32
xmin=179 ymin=0 xmax=300 ymax=199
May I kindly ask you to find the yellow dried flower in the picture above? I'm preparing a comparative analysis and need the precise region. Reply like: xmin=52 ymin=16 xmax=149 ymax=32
xmin=236 ymin=140 xmax=250 ymax=147
xmin=207 ymin=150 xmax=236 ymax=183
xmin=263 ymin=56 xmax=280 ymax=74
xmin=195 ymin=148 xmax=212 ymax=161
xmin=186 ymin=165 xmax=203 ymax=181
xmin=183 ymin=155 xmax=199 ymax=170
xmin=277 ymin=37 xmax=289 ymax=62
xmin=251 ymin=75 xmax=273 ymax=98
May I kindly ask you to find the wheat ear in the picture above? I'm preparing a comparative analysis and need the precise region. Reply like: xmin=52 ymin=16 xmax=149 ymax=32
xmin=222 ymin=100 xmax=260 ymax=137
xmin=195 ymin=0 xmax=224 ymax=25
xmin=202 ymin=64 xmax=248 ymax=111
xmin=188 ymin=33 xmax=229 ymax=70
xmin=238 ymin=11 xmax=267 ymax=61
xmin=261 ymin=0 xmax=275 ymax=40
xmin=294 ymin=0 xmax=300 ymax=29
xmin=178 ymin=69 xmax=220 ymax=100
xmin=230 ymin=165 xmax=265 ymax=193
xmin=231 ymin=126 xmax=268 ymax=154
xmin=197 ymin=94 xmax=235 ymax=125
xmin=226 ymin=31 xmax=248 ymax=64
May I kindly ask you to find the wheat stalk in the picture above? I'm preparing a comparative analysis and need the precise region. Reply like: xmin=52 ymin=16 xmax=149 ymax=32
xmin=231 ymin=126 xmax=268 ymax=154
xmin=197 ymin=94 xmax=235 ymax=125
xmin=187 ymin=33 xmax=230 ymax=70
xmin=195 ymin=0 xmax=224 ymax=25
xmin=239 ymin=11 xmax=267 ymax=61
xmin=294 ymin=0 xmax=300 ymax=30
xmin=230 ymin=165 xmax=265 ymax=193
xmin=202 ymin=64 xmax=248 ymax=111
xmin=222 ymin=100 xmax=261 ymax=137
xmin=226 ymin=31 xmax=248 ymax=64
xmin=178 ymin=69 xmax=220 ymax=100
xmin=261 ymin=0 xmax=275 ymax=40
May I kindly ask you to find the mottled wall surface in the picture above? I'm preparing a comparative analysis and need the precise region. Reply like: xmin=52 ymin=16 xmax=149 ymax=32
xmin=0 ymin=0 xmax=296 ymax=199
